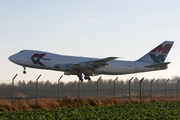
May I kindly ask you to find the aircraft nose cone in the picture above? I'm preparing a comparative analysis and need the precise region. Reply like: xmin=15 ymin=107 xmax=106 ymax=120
xmin=8 ymin=55 xmax=13 ymax=61
xmin=8 ymin=55 xmax=16 ymax=63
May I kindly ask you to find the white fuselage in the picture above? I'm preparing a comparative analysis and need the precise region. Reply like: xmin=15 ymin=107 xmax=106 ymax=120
xmin=9 ymin=50 xmax=166 ymax=76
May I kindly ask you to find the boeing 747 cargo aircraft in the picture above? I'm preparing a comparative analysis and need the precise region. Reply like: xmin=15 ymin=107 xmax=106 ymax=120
xmin=9 ymin=41 xmax=174 ymax=81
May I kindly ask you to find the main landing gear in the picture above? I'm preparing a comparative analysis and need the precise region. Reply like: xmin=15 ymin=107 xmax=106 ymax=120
xmin=77 ymin=73 xmax=91 ymax=81
xmin=84 ymin=75 xmax=91 ymax=81
xmin=77 ymin=73 xmax=83 ymax=81
xmin=23 ymin=66 xmax=26 ymax=74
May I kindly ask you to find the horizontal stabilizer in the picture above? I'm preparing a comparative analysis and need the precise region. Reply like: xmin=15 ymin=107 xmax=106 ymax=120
xmin=145 ymin=62 xmax=171 ymax=68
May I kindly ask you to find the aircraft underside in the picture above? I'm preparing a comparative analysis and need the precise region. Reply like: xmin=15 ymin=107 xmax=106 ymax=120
xmin=21 ymin=64 xmax=165 ymax=81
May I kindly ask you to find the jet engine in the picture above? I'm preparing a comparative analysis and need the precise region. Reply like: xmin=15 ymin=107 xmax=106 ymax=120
xmin=58 ymin=64 xmax=73 ymax=71
xmin=79 ymin=62 xmax=94 ymax=69
xmin=58 ymin=64 xmax=68 ymax=71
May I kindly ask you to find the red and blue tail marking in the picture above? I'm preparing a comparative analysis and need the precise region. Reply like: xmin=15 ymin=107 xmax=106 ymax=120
xmin=137 ymin=41 xmax=174 ymax=63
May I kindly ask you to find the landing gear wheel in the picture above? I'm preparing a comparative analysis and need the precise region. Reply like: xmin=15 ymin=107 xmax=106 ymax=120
xmin=84 ymin=75 xmax=91 ymax=81
xmin=23 ymin=71 xmax=26 ymax=74
xmin=77 ymin=73 xmax=83 ymax=81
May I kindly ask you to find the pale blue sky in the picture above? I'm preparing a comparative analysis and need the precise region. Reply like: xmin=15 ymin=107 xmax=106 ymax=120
xmin=1 ymin=1 xmax=180 ymax=83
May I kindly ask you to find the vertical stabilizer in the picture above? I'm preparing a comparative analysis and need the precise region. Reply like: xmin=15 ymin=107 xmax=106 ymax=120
xmin=137 ymin=41 xmax=174 ymax=63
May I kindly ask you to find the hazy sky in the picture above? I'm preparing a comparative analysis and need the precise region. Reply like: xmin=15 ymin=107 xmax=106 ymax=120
xmin=1 ymin=1 xmax=180 ymax=83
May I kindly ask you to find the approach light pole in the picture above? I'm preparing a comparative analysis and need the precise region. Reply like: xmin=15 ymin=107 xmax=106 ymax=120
xmin=36 ymin=74 xmax=41 ymax=102
xmin=177 ymin=79 xmax=180 ymax=100
xmin=97 ymin=76 xmax=102 ymax=101
xmin=139 ymin=78 xmax=144 ymax=102
xmin=165 ymin=79 xmax=169 ymax=100
xmin=129 ymin=77 xmax=134 ymax=101
xmin=58 ymin=75 xmax=63 ymax=99
xmin=113 ymin=77 xmax=118 ymax=98
xmin=150 ymin=78 xmax=155 ymax=101
xmin=12 ymin=74 xmax=18 ymax=103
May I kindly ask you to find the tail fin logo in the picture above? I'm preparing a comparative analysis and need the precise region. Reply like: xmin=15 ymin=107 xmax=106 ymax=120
xmin=149 ymin=43 xmax=173 ymax=63
xmin=149 ymin=54 xmax=166 ymax=63
xmin=150 ymin=44 xmax=173 ymax=54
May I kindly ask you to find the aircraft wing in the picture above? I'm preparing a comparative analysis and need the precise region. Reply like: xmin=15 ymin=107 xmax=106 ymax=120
xmin=77 ymin=57 xmax=118 ymax=69
xmin=54 ymin=57 xmax=118 ymax=74
xmin=93 ymin=57 xmax=118 ymax=63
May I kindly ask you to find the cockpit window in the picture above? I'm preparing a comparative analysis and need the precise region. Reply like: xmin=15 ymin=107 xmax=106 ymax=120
xmin=19 ymin=51 xmax=23 ymax=53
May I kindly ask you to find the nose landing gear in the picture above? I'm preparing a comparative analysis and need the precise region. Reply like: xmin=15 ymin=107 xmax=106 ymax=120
xmin=23 ymin=66 xmax=26 ymax=74
xmin=23 ymin=71 xmax=26 ymax=74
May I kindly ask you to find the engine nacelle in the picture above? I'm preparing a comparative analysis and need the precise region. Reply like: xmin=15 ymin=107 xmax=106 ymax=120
xmin=79 ymin=62 xmax=94 ymax=69
xmin=57 ymin=64 xmax=74 ymax=71
xmin=58 ymin=64 xmax=68 ymax=71
xmin=79 ymin=62 xmax=87 ymax=69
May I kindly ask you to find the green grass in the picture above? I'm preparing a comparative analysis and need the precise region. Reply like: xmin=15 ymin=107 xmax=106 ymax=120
xmin=0 ymin=101 xmax=180 ymax=120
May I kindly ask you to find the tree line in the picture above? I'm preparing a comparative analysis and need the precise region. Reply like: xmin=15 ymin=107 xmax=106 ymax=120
xmin=0 ymin=76 xmax=179 ymax=98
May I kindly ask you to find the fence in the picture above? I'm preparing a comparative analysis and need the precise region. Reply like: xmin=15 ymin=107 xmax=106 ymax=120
xmin=2 ymin=74 xmax=180 ymax=103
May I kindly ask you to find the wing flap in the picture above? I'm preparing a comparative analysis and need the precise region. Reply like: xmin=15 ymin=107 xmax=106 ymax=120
xmin=93 ymin=57 xmax=118 ymax=63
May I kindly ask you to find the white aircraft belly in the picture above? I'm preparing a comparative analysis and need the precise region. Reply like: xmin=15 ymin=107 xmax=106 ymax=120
xmin=96 ymin=61 xmax=152 ymax=75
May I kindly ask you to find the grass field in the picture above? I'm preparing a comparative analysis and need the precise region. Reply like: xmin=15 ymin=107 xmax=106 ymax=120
xmin=0 ymin=96 xmax=178 ymax=111
xmin=0 ymin=101 xmax=180 ymax=119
